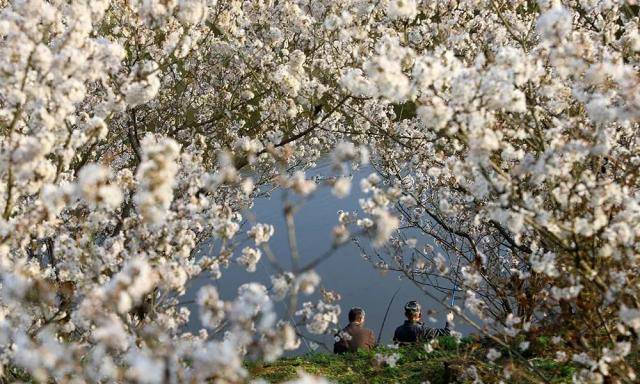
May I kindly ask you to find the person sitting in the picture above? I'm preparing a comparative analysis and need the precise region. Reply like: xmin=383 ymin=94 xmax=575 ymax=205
xmin=393 ymin=301 xmax=451 ymax=345
xmin=333 ymin=307 xmax=375 ymax=354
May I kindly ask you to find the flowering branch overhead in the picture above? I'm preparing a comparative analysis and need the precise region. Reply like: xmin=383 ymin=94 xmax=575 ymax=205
xmin=0 ymin=0 xmax=639 ymax=383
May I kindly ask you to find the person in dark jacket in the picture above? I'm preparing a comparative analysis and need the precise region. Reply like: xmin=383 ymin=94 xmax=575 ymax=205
xmin=393 ymin=301 xmax=450 ymax=345
xmin=333 ymin=307 xmax=376 ymax=354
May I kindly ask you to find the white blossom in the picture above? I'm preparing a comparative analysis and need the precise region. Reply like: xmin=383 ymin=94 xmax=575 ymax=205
xmin=386 ymin=0 xmax=418 ymax=20
xmin=372 ymin=209 xmax=399 ymax=247
xmin=76 ymin=164 xmax=122 ymax=210
xmin=374 ymin=352 xmax=401 ymax=367
xmin=248 ymin=223 xmax=275 ymax=246
xmin=332 ymin=177 xmax=351 ymax=198
xmin=487 ymin=348 xmax=501 ymax=362
xmin=197 ymin=285 xmax=225 ymax=329
xmin=134 ymin=136 xmax=181 ymax=225
xmin=295 ymin=271 xmax=321 ymax=295
xmin=237 ymin=247 xmax=262 ymax=273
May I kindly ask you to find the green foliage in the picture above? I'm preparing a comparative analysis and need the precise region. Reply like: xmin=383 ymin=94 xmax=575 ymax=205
xmin=531 ymin=358 xmax=576 ymax=382
xmin=247 ymin=344 xmax=453 ymax=384
xmin=247 ymin=336 xmax=578 ymax=384
xmin=0 ymin=365 xmax=35 ymax=384
xmin=391 ymin=101 xmax=417 ymax=121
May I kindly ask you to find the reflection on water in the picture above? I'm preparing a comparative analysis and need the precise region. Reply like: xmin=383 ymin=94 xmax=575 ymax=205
xmin=182 ymin=158 xmax=473 ymax=353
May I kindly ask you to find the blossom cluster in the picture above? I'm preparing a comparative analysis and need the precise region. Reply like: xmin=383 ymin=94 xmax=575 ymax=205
xmin=0 ymin=0 xmax=639 ymax=382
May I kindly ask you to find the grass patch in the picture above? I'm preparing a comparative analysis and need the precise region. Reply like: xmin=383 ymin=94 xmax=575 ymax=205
xmin=247 ymin=345 xmax=454 ymax=384
xmin=247 ymin=336 xmax=577 ymax=383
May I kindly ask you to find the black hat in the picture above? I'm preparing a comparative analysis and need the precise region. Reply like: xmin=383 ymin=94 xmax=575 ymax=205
xmin=404 ymin=300 xmax=421 ymax=314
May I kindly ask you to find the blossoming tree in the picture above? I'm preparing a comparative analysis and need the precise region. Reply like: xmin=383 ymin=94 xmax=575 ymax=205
xmin=0 ymin=0 xmax=639 ymax=383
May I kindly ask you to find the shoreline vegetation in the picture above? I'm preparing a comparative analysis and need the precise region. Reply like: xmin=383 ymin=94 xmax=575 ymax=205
xmin=247 ymin=336 xmax=580 ymax=383
xmin=1 ymin=335 xmax=633 ymax=383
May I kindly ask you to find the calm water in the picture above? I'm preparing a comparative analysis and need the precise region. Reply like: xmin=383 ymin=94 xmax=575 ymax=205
xmin=183 ymin=158 xmax=473 ymax=353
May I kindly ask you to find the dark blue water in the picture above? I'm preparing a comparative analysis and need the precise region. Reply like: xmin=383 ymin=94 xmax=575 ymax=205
xmin=183 ymin=158 xmax=473 ymax=352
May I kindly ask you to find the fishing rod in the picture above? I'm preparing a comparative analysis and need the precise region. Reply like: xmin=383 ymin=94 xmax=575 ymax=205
xmin=376 ymin=286 xmax=401 ymax=344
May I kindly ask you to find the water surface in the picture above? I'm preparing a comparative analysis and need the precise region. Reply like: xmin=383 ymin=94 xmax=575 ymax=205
xmin=183 ymin=158 xmax=473 ymax=352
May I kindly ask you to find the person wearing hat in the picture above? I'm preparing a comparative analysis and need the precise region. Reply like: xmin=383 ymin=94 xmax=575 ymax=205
xmin=333 ymin=307 xmax=376 ymax=354
xmin=393 ymin=301 xmax=451 ymax=344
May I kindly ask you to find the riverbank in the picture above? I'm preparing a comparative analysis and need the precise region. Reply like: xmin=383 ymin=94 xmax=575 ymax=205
xmin=247 ymin=336 xmax=577 ymax=383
